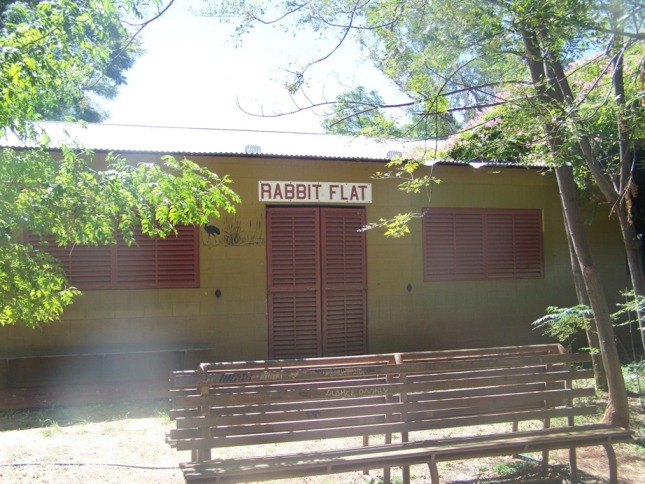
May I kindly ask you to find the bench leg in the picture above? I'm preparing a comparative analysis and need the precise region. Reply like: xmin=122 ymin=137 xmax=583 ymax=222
xmin=401 ymin=431 xmax=410 ymax=484
xmin=383 ymin=432 xmax=392 ymax=483
xmin=541 ymin=450 xmax=549 ymax=477
xmin=569 ymin=447 xmax=578 ymax=484
xmin=362 ymin=435 xmax=370 ymax=475
xmin=604 ymin=444 xmax=618 ymax=484
xmin=402 ymin=464 xmax=410 ymax=484
xmin=383 ymin=467 xmax=391 ymax=483
xmin=428 ymin=461 xmax=440 ymax=483
xmin=511 ymin=421 xmax=519 ymax=458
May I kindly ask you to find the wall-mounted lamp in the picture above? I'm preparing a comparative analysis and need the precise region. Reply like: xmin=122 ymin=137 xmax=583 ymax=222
xmin=245 ymin=144 xmax=262 ymax=154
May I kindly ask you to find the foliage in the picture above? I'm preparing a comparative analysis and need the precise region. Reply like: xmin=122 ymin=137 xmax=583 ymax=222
xmin=206 ymin=0 xmax=624 ymax=138
xmin=623 ymin=360 xmax=645 ymax=397
xmin=532 ymin=305 xmax=593 ymax=345
xmin=0 ymin=147 xmax=241 ymax=327
xmin=534 ymin=289 xmax=645 ymax=349
xmin=0 ymin=0 xmax=146 ymax=129
xmin=322 ymin=86 xmax=408 ymax=137
xmin=362 ymin=157 xmax=441 ymax=237
xmin=613 ymin=290 xmax=645 ymax=327
xmin=1 ymin=0 xmax=242 ymax=327
xmin=441 ymin=43 xmax=645 ymax=187
xmin=491 ymin=460 xmax=539 ymax=479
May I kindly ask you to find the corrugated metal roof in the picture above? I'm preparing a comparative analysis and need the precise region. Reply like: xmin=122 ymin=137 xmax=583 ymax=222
xmin=0 ymin=122 xmax=446 ymax=161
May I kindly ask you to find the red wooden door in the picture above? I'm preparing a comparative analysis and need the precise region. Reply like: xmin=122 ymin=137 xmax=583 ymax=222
xmin=267 ymin=207 xmax=367 ymax=359
xmin=321 ymin=207 xmax=367 ymax=356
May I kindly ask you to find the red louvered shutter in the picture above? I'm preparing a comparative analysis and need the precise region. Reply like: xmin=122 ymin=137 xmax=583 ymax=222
xmin=116 ymin=226 xmax=157 ymax=286
xmin=423 ymin=208 xmax=543 ymax=281
xmin=157 ymin=225 xmax=200 ymax=286
xmin=487 ymin=210 xmax=543 ymax=278
xmin=116 ymin=225 xmax=199 ymax=288
xmin=321 ymin=208 xmax=367 ymax=356
xmin=25 ymin=225 xmax=199 ymax=289
xmin=423 ymin=208 xmax=485 ymax=280
xmin=267 ymin=207 xmax=321 ymax=359
xmin=23 ymin=234 xmax=113 ymax=288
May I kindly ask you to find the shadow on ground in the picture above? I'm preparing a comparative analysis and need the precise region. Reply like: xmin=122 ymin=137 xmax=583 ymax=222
xmin=0 ymin=398 xmax=170 ymax=431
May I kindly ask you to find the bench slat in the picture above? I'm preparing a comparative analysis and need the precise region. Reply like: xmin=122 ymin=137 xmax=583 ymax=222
xmin=180 ymin=425 xmax=633 ymax=483
xmin=171 ymin=370 xmax=590 ymax=409
xmin=174 ymin=386 xmax=593 ymax=431
xmin=173 ymin=420 xmax=407 ymax=450
xmin=168 ymin=405 xmax=599 ymax=449
xmin=179 ymin=366 xmax=591 ymax=399
xmin=172 ymin=353 xmax=590 ymax=388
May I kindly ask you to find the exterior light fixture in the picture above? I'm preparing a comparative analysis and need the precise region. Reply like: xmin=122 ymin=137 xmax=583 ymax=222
xmin=386 ymin=150 xmax=402 ymax=160
xmin=245 ymin=144 xmax=262 ymax=154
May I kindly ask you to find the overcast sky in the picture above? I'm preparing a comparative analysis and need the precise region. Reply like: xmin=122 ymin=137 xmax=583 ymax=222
xmin=104 ymin=1 xmax=405 ymax=133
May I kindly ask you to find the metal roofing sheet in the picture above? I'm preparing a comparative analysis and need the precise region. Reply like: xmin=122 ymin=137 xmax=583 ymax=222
xmin=0 ymin=122 xmax=446 ymax=161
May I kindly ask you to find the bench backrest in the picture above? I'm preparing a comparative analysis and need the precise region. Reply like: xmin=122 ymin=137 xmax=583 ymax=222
xmin=167 ymin=345 xmax=595 ymax=459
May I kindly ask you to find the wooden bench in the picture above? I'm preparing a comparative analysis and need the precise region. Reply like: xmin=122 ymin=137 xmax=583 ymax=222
xmin=167 ymin=344 xmax=634 ymax=483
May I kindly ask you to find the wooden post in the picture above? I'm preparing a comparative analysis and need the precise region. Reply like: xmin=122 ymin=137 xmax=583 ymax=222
xmin=395 ymin=353 xmax=411 ymax=484
xmin=564 ymin=355 xmax=578 ymax=482
xmin=196 ymin=364 xmax=212 ymax=463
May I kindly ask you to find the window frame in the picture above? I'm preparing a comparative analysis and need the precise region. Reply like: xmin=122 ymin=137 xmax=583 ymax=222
xmin=422 ymin=207 xmax=544 ymax=282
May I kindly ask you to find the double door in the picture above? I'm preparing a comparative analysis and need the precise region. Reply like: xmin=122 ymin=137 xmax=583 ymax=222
xmin=267 ymin=207 xmax=367 ymax=358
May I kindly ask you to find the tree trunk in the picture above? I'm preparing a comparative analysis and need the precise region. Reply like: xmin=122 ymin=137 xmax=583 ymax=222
xmin=563 ymin=214 xmax=608 ymax=390
xmin=616 ymin=208 xmax=645 ymax=351
xmin=521 ymin=28 xmax=630 ymax=427
xmin=611 ymin=34 xmax=645 ymax=352
xmin=556 ymin=166 xmax=630 ymax=427
xmin=549 ymin=33 xmax=645 ymax=353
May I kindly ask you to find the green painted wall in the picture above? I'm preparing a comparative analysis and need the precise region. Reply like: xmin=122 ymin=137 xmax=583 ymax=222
xmin=0 ymin=155 xmax=628 ymax=361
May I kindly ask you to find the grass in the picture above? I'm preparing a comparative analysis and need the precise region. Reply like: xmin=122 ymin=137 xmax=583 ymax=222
xmin=39 ymin=418 xmax=61 ymax=438
xmin=491 ymin=460 xmax=539 ymax=479
xmin=0 ymin=399 xmax=171 ymax=432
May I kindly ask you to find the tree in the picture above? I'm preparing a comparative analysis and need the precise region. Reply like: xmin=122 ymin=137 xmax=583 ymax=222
xmin=322 ymin=86 xmax=407 ymax=136
xmin=0 ymin=0 xmax=142 ymax=122
xmin=0 ymin=0 xmax=149 ymax=129
xmin=206 ymin=0 xmax=640 ymax=427
xmin=1 ymin=0 xmax=241 ymax=327
xmin=443 ymin=44 xmax=644 ymax=390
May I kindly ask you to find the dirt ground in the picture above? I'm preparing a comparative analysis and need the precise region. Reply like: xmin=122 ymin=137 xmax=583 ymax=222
xmin=0 ymin=397 xmax=643 ymax=483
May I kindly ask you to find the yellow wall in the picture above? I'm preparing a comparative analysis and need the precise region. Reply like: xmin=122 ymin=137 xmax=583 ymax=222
xmin=0 ymin=155 xmax=628 ymax=361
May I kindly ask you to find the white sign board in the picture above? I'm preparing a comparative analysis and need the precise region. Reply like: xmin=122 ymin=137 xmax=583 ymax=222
xmin=259 ymin=181 xmax=372 ymax=204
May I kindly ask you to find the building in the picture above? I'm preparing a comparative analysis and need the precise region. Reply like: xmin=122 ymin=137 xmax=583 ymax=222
xmin=0 ymin=122 xmax=628 ymax=398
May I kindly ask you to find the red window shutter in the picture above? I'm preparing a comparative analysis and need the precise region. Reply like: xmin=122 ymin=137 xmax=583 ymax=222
xmin=267 ymin=207 xmax=321 ymax=359
xmin=423 ymin=208 xmax=543 ymax=281
xmin=423 ymin=209 xmax=485 ymax=280
xmin=116 ymin=226 xmax=157 ymax=286
xmin=486 ymin=210 xmax=544 ymax=278
xmin=25 ymin=225 xmax=199 ymax=290
xmin=66 ymin=245 xmax=113 ymax=288
xmin=116 ymin=225 xmax=199 ymax=288
xmin=157 ymin=225 xmax=200 ymax=286
xmin=321 ymin=208 xmax=367 ymax=356
xmin=486 ymin=212 xmax=517 ymax=277
xmin=23 ymin=234 xmax=113 ymax=288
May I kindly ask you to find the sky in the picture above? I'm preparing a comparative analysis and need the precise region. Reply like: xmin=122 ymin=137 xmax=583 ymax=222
xmin=104 ymin=1 xmax=406 ymax=134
